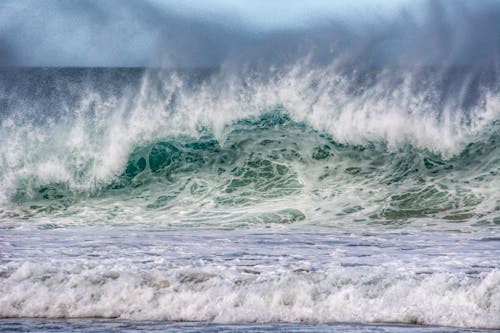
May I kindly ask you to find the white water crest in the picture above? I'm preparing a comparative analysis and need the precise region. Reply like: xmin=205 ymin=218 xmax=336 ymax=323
xmin=1 ymin=231 xmax=499 ymax=329
xmin=0 ymin=65 xmax=499 ymax=228
xmin=2 ymin=262 xmax=498 ymax=328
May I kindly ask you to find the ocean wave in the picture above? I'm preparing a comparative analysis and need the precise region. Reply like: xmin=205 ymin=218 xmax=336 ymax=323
xmin=1 ymin=261 xmax=498 ymax=328
xmin=0 ymin=66 xmax=499 ymax=226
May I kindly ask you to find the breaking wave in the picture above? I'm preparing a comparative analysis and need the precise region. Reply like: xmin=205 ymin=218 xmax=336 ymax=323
xmin=1 ymin=261 xmax=499 ymax=328
xmin=0 ymin=65 xmax=499 ymax=227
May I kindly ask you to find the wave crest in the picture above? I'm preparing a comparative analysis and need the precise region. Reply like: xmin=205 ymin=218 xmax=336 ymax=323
xmin=0 ymin=66 xmax=499 ymax=226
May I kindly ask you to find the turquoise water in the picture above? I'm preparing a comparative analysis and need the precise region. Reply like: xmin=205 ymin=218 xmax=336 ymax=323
xmin=3 ymin=109 xmax=499 ymax=229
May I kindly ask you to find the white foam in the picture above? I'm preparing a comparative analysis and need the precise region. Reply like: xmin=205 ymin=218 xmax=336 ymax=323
xmin=0 ymin=261 xmax=498 ymax=328
xmin=0 ymin=65 xmax=498 ymax=208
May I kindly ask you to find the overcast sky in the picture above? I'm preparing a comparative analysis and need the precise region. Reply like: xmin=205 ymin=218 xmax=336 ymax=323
xmin=0 ymin=0 xmax=498 ymax=67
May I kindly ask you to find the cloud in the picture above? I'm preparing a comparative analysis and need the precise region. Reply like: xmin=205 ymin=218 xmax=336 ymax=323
xmin=0 ymin=0 xmax=498 ymax=69
xmin=0 ymin=38 xmax=14 ymax=67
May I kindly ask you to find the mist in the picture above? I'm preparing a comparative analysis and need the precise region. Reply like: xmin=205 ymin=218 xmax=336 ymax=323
xmin=0 ymin=0 xmax=498 ymax=70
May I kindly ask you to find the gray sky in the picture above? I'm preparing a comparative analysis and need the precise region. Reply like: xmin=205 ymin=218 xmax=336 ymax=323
xmin=0 ymin=0 xmax=499 ymax=67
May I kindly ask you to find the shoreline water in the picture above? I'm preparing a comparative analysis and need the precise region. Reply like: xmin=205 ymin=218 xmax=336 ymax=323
xmin=0 ymin=319 xmax=496 ymax=333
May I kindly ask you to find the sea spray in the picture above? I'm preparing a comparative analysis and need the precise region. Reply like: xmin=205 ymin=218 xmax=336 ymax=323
xmin=0 ymin=66 xmax=499 ymax=228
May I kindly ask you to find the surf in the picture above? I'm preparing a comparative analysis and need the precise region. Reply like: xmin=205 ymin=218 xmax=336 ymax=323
xmin=0 ymin=65 xmax=499 ymax=228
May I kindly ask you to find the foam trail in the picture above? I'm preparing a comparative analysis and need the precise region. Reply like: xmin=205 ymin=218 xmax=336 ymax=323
xmin=0 ymin=261 xmax=498 ymax=328
xmin=2 ymin=229 xmax=494 ymax=328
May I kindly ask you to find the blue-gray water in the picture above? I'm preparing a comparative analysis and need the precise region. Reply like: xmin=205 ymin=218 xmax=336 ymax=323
xmin=0 ymin=319 xmax=494 ymax=332
xmin=0 ymin=67 xmax=499 ymax=331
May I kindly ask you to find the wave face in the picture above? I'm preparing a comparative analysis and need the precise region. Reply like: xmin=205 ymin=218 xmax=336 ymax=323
xmin=0 ymin=66 xmax=499 ymax=329
xmin=0 ymin=66 xmax=499 ymax=229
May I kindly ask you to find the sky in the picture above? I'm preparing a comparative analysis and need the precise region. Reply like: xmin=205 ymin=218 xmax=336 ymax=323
xmin=151 ymin=0 xmax=410 ymax=30
xmin=0 ymin=0 xmax=499 ymax=68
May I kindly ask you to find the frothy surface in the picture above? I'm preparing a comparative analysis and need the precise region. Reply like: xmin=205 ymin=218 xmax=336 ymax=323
xmin=1 ymin=230 xmax=499 ymax=328
xmin=0 ymin=67 xmax=499 ymax=329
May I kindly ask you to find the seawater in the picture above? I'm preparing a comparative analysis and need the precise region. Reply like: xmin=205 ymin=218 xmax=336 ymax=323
xmin=0 ymin=67 xmax=499 ymax=331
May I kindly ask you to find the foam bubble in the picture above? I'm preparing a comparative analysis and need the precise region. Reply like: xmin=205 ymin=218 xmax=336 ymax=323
xmin=0 ymin=261 xmax=498 ymax=328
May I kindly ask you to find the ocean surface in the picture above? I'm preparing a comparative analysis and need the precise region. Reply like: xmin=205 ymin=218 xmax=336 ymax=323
xmin=0 ymin=67 xmax=499 ymax=332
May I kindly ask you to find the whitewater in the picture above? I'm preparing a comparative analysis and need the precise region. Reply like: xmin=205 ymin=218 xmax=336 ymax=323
xmin=0 ymin=64 xmax=499 ymax=331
